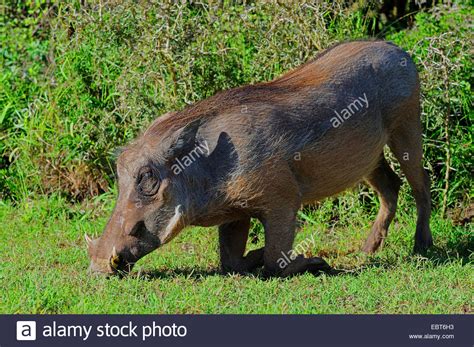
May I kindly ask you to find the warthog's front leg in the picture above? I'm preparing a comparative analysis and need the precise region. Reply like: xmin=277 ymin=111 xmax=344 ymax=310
xmin=261 ymin=207 xmax=332 ymax=277
xmin=219 ymin=218 xmax=264 ymax=274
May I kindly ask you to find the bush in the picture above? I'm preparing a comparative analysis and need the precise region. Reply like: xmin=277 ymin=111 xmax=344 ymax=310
xmin=1 ymin=1 xmax=472 ymax=213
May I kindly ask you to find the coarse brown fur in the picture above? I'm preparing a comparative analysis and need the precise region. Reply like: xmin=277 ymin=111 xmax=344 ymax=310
xmin=87 ymin=40 xmax=433 ymax=277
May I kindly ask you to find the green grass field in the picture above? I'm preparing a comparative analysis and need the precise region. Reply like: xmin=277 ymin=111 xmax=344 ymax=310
xmin=1 ymin=195 xmax=471 ymax=314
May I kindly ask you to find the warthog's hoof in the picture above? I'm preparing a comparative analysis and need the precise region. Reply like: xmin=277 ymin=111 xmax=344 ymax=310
xmin=306 ymin=257 xmax=333 ymax=275
xmin=413 ymin=239 xmax=434 ymax=254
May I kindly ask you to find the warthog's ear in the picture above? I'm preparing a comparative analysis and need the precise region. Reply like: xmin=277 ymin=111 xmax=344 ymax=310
xmin=166 ymin=119 xmax=201 ymax=159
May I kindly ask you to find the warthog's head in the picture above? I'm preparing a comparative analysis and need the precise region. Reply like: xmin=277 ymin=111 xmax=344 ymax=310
xmin=87 ymin=117 xmax=205 ymax=276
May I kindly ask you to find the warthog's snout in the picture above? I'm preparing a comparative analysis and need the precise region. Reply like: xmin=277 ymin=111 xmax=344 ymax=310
xmin=88 ymin=259 xmax=115 ymax=277
xmin=88 ymin=259 xmax=135 ymax=277
xmin=86 ymin=235 xmax=137 ymax=277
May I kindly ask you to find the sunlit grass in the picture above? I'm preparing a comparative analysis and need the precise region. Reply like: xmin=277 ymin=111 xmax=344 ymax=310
xmin=1 ymin=195 xmax=471 ymax=314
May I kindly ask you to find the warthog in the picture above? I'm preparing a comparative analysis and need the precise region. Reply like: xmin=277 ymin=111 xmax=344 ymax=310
xmin=86 ymin=40 xmax=433 ymax=276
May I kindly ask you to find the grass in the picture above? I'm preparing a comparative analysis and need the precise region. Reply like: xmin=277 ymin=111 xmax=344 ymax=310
xmin=1 ymin=194 xmax=472 ymax=314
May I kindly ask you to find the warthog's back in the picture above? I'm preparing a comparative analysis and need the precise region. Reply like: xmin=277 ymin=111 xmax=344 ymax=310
xmin=152 ymin=41 xmax=417 ymax=132
xmin=192 ymin=41 xmax=419 ymax=201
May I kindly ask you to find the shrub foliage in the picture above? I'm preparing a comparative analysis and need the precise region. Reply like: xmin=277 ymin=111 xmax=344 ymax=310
xmin=1 ymin=1 xmax=472 ymax=212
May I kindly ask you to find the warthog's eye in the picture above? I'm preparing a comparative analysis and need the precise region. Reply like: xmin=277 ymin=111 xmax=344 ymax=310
xmin=137 ymin=166 xmax=160 ymax=197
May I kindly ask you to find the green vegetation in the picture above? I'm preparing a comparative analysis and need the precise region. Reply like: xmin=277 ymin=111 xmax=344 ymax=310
xmin=2 ymin=1 xmax=472 ymax=206
xmin=0 ymin=196 xmax=472 ymax=314
xmin=1 ymin=1 xmax=472 ymax=314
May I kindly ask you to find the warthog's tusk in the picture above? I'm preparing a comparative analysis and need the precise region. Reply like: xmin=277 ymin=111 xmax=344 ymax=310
xmin=85 ymin=233 xmax=93 ymax=246
xmin=110 ymin=246 xmax=120 ymax=269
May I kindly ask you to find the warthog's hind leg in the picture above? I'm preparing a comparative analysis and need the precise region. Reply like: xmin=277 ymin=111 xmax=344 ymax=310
xmin=388 ymin=104 xmax=433 ymax=253
xmin=219 ymin=218 xmax=264 ymax=274
xmin=362 ymin=156 xmax=401 ymax=253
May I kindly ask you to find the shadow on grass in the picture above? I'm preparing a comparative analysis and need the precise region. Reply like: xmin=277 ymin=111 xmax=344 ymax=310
xmin=343 ymin=235 xmax=473 ymax=276
xmin=425 ymin=236 xmax=473 ymax=266
xmin=137 ymin=268 xmax=220 ymax=281
xmin=133 ymin=236 xmax=472 ymax=281
xmin=136 ymin=265 xmax=347 ymax=281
